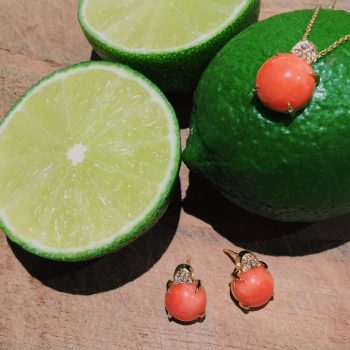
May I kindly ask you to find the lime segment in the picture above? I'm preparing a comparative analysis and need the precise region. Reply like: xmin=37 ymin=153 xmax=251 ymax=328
xmin=0 ymin=62 xmax=180 ymax=260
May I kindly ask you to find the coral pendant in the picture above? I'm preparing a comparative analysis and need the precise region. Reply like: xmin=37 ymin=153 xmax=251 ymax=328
xmin=255 ymin=53 xmax=317 ymax=114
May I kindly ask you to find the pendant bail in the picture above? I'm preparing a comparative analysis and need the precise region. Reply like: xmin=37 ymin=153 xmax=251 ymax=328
xmin=291 ymin=40 xmax=318 ymax=64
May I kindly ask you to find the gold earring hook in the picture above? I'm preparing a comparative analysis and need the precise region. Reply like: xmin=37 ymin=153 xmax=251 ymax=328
xmin=223 ymin=249 xmax=238 ymax=264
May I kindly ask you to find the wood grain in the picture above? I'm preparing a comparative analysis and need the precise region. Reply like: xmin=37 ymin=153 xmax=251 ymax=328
xmin=1 ymin=0 xmax=350 ymax=349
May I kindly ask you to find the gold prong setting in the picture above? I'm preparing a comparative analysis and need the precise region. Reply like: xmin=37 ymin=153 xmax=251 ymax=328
xmin=287 ymin=103 xmax=295 ymax=115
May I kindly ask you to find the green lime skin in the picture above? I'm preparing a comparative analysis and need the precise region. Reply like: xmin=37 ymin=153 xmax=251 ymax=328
xmin=78 ymin=0 xmax=260 ymax=93
xmin=183 ymin=10 xmax=350 ymax=222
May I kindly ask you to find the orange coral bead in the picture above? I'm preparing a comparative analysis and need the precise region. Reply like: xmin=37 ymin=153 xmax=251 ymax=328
xmin=231 ymin=265 xmax=274 ymax=309
xmin=165 ymin=283 xmax=206 ymax=322
xmin=256 ymin=53 xmax=316 ymax=113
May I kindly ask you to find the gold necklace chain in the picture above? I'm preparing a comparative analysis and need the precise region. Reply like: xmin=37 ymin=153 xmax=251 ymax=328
xmin=300 ymin=0 xmax=350 ymax=60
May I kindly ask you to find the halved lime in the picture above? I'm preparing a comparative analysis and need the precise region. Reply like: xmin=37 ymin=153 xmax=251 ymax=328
xmin=0 ymin=61 xmax=180 ymax=261
xmin=78 ymin=0 xmax=260 ymax=92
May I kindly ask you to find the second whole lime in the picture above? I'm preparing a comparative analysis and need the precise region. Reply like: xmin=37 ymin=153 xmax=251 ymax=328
xmin=183 ymin=9 xmax=350 ymax=222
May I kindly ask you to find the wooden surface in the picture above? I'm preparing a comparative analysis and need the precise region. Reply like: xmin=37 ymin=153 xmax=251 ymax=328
xmin=1 ymin=0 xmax=350 ymax=349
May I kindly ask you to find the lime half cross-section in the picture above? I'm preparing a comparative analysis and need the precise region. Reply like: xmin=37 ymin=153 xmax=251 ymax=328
xmin=78 ymin=0 xmax=260 ymax=92
xmin=0 ymin=62 xmax=180 ymax=261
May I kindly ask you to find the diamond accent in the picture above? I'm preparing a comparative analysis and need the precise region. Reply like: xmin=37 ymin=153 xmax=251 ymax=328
xmin=291 ymin=40 xmax=318 ymax=64
xmin=173 ymin=265 xmax=194 ymax=284
xmin=240 ymin=253 xmax=259 ymax=273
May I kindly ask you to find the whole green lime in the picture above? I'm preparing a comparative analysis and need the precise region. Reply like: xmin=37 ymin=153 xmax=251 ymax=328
xmin=183 ymin=9 xmax=350 ymax=222
xmin=78 ymin=0 xmax=260 ymax=93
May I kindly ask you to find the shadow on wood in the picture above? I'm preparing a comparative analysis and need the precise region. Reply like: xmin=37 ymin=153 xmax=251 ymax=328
xmin=90 ymin=50 xmax=192 ymax=129
xmin=90 ymin=50 xmax=101 ymax=61
xmin=166 ymin=310 xmax=206 ymax=326
xmin=165 ymin=92 xmax=192 ymax=129
xmin=8 ymin=180 xmax=182 ymax=295
xmin=183 ymin=172 xmax=350 ymax=256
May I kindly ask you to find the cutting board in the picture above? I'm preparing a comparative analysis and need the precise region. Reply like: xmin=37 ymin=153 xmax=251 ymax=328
xmin=1 ymin=0 xmax=350 ymax=349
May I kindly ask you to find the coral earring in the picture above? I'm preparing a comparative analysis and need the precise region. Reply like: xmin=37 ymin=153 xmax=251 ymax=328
xmin=231 ymin=265 xmax=274 ymax=309
xmin=165 ymin=283 xmax=206 ymax=322
xmin=255 ymin=53 xmax=316 ymax=114
xmin=224 ymin=249 xmax=274 ymax=310
xmin=165 ymin=261 xmax=206 ymax=322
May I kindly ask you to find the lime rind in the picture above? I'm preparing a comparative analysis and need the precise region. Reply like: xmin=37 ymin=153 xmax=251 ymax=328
xmin=0 ymin=61 xmax=181 ymax=261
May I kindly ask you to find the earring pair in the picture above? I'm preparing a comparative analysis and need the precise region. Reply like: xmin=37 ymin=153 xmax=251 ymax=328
xmin=164 ymin=249 xmax=274 ymax=323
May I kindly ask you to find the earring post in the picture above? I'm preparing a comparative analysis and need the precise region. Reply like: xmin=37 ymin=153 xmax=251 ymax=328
xmin=223 ymin=249 xmax=238 ymax=256
xmin=223 ymin=249 xmax=239 ymax=264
